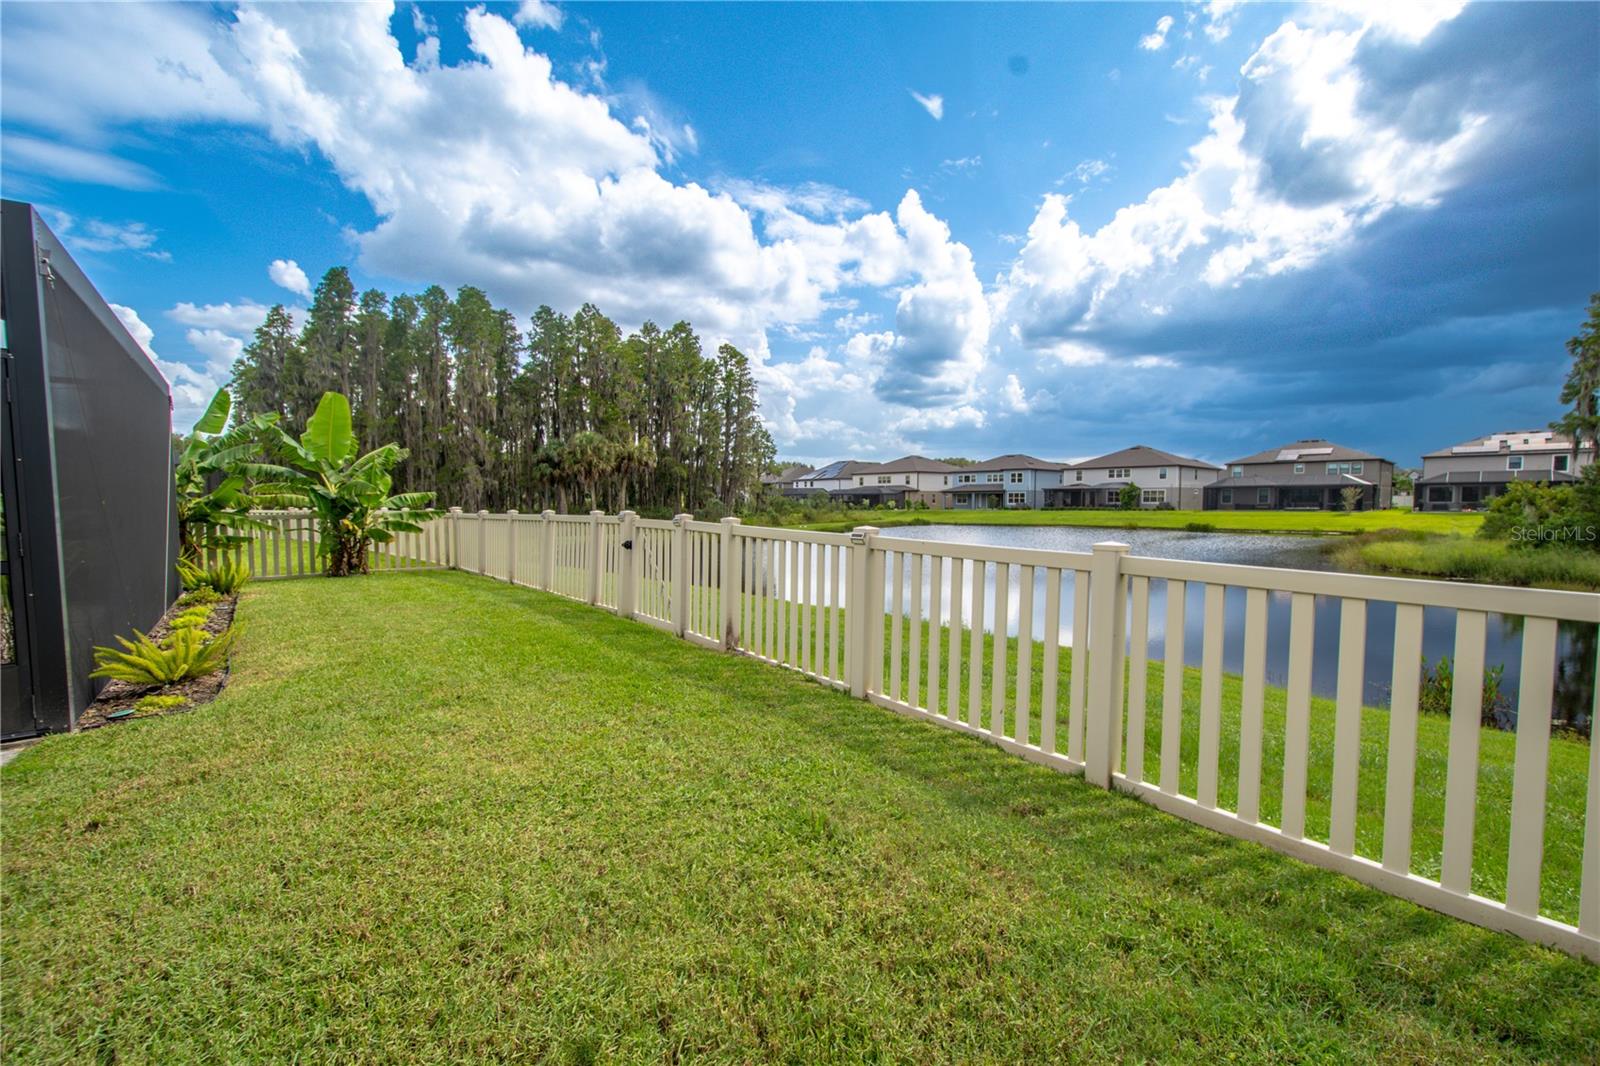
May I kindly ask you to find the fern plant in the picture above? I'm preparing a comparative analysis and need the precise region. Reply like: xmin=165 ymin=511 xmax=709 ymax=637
xmin=169 ymin=606 xmax=213 ymax=631
xmin=90 ymin=627 xmax=238 ymax=686
xmin=134 ymin=694 xmax=190 ymax=713
xmin=177 ymin=558 xmax=250 ymax=595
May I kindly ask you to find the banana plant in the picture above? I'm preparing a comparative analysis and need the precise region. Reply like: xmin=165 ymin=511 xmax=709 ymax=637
xmin=250 ymin=391 xmax=439 ymax=576
xmin=175 ymin=388 xmax=280 ymax=561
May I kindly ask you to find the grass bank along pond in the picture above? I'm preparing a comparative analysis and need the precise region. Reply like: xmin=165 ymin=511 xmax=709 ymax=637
xmin=875 ymin=524 xmax=1595 ymax=733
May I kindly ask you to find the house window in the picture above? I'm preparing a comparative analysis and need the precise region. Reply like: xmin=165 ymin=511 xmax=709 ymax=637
xmin=1006 ymin=492 xmax=1026 ymax=506
xmin=858 ymin=477 xmax=865 ymax=485
xmin=1009 ymin=471 xmax=1023 ymax=484
xmin=1159 ymin=467 xmax=1168 ymax=479
xmin=1220 ymin=490 xmax=1233 ymax=504
xmin=943 ymin=475 xmax=949 ymax=485
xmin=1075 ymin=470 xmax=1083 ymax=482
xmin=986 ymin=472 xmax=1004 ymax=483
xmin=1258 ymin=488 xmax=1271 ymax=504
xmin=1507 ymin=456 xmax=1525 ymax=471
xmin=1107 ymin=467 xmax=1131 ymax=479
xmin=957 ymin=473 xmax=975 ymax=484
xmin=1294 ymin=463 xmax=1304 ymax=474
xmin=1352 ymin=462 xmax=1363 ymax=474
xmin=1327 ymin=462 xmax=1357 ymax=475
xmin=1231 ymin=466 xmax=1243 ymax=477
xmin=905 ymin=475 xmax=913 ymax=485
xmin=1555 ymin=454 xmax=1571 ymax=473
xmin=1142 ymin=489 xmax=1164 ymax=504
xmin=877 ymin=475 xmax=892 ymax=484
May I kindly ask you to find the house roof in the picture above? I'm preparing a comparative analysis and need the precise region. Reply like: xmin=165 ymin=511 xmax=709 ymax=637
xmin=829 ymin=484 xmax=910 ymax=498
xmin=1206 ymin=473 xmax=1374 ymax=489
xmin=854 ymin=454 xmax=960 ymax=474
xmin=1422 ymin=430 xmax=1595 ymax=459
xmin=799 ymin=459 xmax=876 ymax=481
xmin=1071 ymin=445 xmax=1219 ymax=471
xmin=964 ymin=452 xmax=1069 ymax=472
xmin=761 ymin=464 xmax=811 ymax=485
xmin=1225 ymin=439 xmax=1389 ymax=466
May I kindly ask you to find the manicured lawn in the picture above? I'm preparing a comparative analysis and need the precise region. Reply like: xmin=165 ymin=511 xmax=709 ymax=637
xmin=4 ymin=572 xmax=1596 ymax=1062
xmin=754 ymin=506 xmax=1483 ymax=537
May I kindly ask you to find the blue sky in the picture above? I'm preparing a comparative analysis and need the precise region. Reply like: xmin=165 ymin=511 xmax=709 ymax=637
xmin=2 ymin=1 xmax=1595 ymax=467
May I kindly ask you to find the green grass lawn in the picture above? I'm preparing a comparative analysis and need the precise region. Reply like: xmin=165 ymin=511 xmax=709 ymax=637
xmin=4 ymin=572 xmax=1597 ymax=1062
xmin=1331 ymin=533 xmax=1600 ymax=591
xmin=749 ymin=506 xmax=1483 ymax=537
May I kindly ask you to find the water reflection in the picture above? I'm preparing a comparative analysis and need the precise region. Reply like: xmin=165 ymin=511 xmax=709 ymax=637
xmin=873 ymin=524 xmax=1594 ymax=733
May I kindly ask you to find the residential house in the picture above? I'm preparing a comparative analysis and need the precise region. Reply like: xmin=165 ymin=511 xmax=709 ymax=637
xmin=1203 ymin=439 xmax=1394 ymax=511
xmin=1047 ymin=446 xmax=1220 ymax=509
xmin=761 ymin=464 xmax=812 ymax=495
xmin=786 ymin=460 xmax=877 ymax=497
xmin=949 ymin=454 xmax=1068 ymax=509
xmin=835 ymin=455 xmax=959 ymax=507
xmin=1415 ymin=430 xmax=1594 ymax=511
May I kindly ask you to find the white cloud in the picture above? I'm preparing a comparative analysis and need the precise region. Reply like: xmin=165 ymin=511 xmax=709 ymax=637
xmin=3 ymin=135 xmax=161 ymax=190
xmin=1000 ymin=3 xmax=1482 ymax=349
xmin=269 ymin=258 xmax=313 ymax=300
xmin=1139 ymin=15 xmax=1175 ymax=51
xmin=42 ymin=210 xmax=166 ymax=258
xmin=514 ymin=1 xmax=564 ymax=31
xmin=1198 ymin=1 xmax=1241 ymax=43
xmin=1058 ymin=158 xmax=1112 ymax=187
xmin=169 ymin=301 xmax=274 ymax=335
xmin=111 ymin=303 xmax=222 ymax=431
xmin=185 ymin=328 xmax=246 ymax=376
xmin=1001 ymin=374 xmax=1032 ymax=413
xmin=909 ymin=90 xmax=944 ymax=121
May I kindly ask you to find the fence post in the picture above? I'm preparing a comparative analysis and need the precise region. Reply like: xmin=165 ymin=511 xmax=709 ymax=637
xmin=847 ymin=525 xmax=879 ymax=698
xmin=448 ymin=507 xmax=462 ymax=569
xmin=618 ymin=510 xmax=638 ymax=619
xmin=588 ymin=510 xmax=604 ymax=605
xmin=719 ymin=516 xmax=741 ymax=649
xmin=1085 ymin=541 xmax=1130 ymax=789
xmin=506 ymin=510 xmax=518 ymax=584
xmin=476 ymin=510 xmax=489 ymax=575
xmin=672 ymin=513 xmax=692 ymax=637
xmin=541 ymin=510 xmax=555 ymax=591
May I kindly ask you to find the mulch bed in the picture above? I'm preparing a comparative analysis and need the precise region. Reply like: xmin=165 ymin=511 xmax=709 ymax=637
xmin=77 ymin=594 xmax=239 ymax=730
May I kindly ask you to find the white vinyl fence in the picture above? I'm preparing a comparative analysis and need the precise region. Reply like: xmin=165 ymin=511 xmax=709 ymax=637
xmin=248 ymin=508 xmax=1600 ymax=962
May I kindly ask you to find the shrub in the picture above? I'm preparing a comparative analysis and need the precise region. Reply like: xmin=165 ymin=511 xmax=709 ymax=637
xmin=1420 ymin=654 xmax=1508 ymax=726
xmin=91 ymin=627 xmax=238 ymax=686
xmin=134 ymin=694 xmax=190 ymax=713
xmin=1184 ymin=521 xmax=1216 ymax=533
xmin=175 ymin=587 xmax=222 ymax=609
xmin=177 ymin=557 xmax=250 ymax=595
xmin=169 ymin=606 xmax=214 ymax=631
xmin=1118 ymin=484 xmax=1140 ymax=510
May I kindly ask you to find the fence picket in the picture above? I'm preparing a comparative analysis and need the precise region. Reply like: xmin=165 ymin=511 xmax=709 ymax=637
xmin=1041 ymin=567 xmax=1062 ymax=754
xmin=1441 ymin=610 xmax=1487 ymax=893
xmin=967 ymin=558 xmax=984 ymax=729
xmin=1160 ymin=579 xmax=1186 ymax=795
xmin=1506 ymin=617 xmax=1557 ymax=917
xmin=908 ymin=553 xmax=924 ymax=709
xmin=1069 ymin=573 xmax=1090 ymax=762
xmin=1329 ymin=597 xmax=1368 ymax=854
xmin=1382 ymin=603 xmax=1425 ymax=873
xmin=1197 ymin=583 xmax=1225 ymax=809
xmin=1281 ymin=592 xmax=1316 ymax=839
xmin=926 ymin=555 xmax=942 ymax=713
xmin=991 ymin=563 xmax=1009 ymax=737
xmin=948 ymin=558 xmax=964 ymax=722
xmin=1236 ymin=587 xmax=1268 ymax=820
xmin=890 ymin=550 xmax=905 ymax=701
xmin=1017 ymin=565 xmax=1035 ymax=746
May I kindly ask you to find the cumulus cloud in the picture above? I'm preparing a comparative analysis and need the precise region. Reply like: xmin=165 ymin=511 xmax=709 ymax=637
xmin=3 ymin=135 xmax=161 ymax=190
xmin=268 ymin=258 xmax=312 ymax=300
xmin=514 ymin=1 xmax=564 ymax=31
xmin=1139 ymin=15 xmax=1175 ymax=51
xmin=169 ymin=301 xmax=274 ymax=335
xmin=909 ymin=90 xmax=944 ymax=120
xmin=111 ymin=303 xmax=223 ymax=430
xmin=999 ymin=2 xmax=1483 ymax=349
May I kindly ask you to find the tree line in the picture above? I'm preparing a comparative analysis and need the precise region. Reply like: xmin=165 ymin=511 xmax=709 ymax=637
xmin=229 ymin=266 xmax=774 ymax=514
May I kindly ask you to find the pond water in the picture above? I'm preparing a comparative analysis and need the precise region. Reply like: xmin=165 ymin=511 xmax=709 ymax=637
xmin=874 ymin=524 xmax=1595 ymax=733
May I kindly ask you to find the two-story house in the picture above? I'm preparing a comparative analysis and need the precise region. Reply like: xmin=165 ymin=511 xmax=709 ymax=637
xmin=1415 ymin=430 xmax=1594 ymax=511
xmin=1047 ymin=446 xmax=1220 ymax=509
xmin=835 ymin=455 xmax=960 ymax=507
xmin=787 ymin=459 xmax=876 ymax=497
xmin=1203 ymin=439 xmax=1394 ymax=511
xmin=761 ymin=464 xmax=812 ymax=496
xmin=949 ymin=454 xmax=1068 ymax=509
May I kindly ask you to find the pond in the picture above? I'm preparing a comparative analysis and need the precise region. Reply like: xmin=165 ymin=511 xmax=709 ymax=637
xmin=874 ymin=524 xmax=1594 ymax=734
